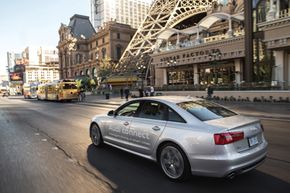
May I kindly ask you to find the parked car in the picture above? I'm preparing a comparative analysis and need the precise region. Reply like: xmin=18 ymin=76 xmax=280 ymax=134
xmin=89 ymin=96 xmax=268 ymax=181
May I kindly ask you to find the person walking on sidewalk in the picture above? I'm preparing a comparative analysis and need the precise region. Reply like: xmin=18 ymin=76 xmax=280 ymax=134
xmin=124 ymin=86 xmax=130 ymax=101
xmin=78 ymin=89 xmax=86 ymax=102
xmin=150 ymin=86 xmax=155 ymax=96
xmin=120 ymin=88 xmax=124 ymax=99
xmin=206 ymin=84 xmax=214 ymax=99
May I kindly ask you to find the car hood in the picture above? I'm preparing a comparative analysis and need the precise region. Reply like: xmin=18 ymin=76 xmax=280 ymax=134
xmin=204 ymin=115 xmax=260 ymax=130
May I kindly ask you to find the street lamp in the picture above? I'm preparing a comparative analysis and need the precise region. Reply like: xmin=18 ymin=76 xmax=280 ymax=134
xmin=209 ymin=50 xmax=222 ymax=84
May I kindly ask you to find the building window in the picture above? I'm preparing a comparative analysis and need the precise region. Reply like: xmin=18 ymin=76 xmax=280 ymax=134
xmin=102 ymin=48 xmax=106 ymax=59
xmin=86 ymin=69 xmax=90 ymax=76
xmin=92 ymin=68 xmax=97 ymax=77
xmin=117 ymin=33 xmax=121 ymax=39
xmin=102 ymin=37 xmax=105 ymax=44
xmin=80 ymin=71 xmax=83 ymax=76
xmin=116 ymin=45 xmax=122 ymax=60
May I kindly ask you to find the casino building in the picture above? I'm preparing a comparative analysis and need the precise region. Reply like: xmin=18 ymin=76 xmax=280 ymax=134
xmin=147 ymin=0 xmax=290 ymax=89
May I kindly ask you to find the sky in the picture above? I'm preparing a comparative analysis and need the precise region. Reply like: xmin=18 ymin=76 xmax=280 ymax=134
xmin=0 ymin=0 xmax=90 ymax=76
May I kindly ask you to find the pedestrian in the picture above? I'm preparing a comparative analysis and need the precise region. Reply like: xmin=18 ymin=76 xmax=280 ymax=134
xmin=207 ymin=84 xmax=214 ymax=99
xmin=78 ymin=88 xmax=86 ymax=102
xmin=120 ymin=87 xmax=124 ymax=99
xmin=124 ymin=86 xmax=130 ymax=101
xmin=138 ymin=86 xmax=144 ymax=97
xmin=145 ymin=87 xmax=149 ymax=97
xmin=150 ymin=85 xmax=155 ymax=96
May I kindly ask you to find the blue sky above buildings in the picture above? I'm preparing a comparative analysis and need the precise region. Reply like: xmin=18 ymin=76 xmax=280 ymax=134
xmin=0 ymin=0 xmax=90 ymax=75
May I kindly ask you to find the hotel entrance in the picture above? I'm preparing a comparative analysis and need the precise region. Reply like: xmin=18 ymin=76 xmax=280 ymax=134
xmin=199 ymin=63 xmax=235 ymax=85
xmin=167 ymin=65 xmax=193 ymax=85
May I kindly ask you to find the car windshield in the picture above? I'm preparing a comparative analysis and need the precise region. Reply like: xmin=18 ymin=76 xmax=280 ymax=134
xmin=177 ymin=100 xmax=237 ymax=121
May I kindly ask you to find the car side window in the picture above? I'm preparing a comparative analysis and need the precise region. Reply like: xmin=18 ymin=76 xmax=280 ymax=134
xmin=116 ymin=102 xmax=141 ymax=117
xmin=138 ymin=101 xmax=167 ymax=121
xmin=168 ymin=108 xmax=186 ymax=123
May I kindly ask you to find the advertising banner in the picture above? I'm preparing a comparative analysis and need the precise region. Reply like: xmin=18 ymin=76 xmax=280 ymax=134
xmin=9 ymin=72 xmax=23 ymax=82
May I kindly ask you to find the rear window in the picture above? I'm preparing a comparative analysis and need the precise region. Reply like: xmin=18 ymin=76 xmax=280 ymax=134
xmin=177 ymin=100 xmax=237 ymax=121
xmin=63 ymin=84 xmax=77 ymax=89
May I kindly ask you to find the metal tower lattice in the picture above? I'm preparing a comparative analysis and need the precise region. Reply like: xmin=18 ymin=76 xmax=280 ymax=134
xmin=119 ymin=0 xmax=218 ymax=65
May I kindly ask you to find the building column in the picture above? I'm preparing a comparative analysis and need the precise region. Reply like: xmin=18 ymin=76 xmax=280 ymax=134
xmin=267 ymin=0 xmax=275 ymax=21
xmin=227 ymin=18 xmax=233 ymax=37
xmin=193 ymin=64 xmax=199 ymax=85
xmin=273 ymin=50 xmax=285 ymax=89
xmin=276 ymin=0 xmax=281 ymax=19
xmin=196 ymin=24 xmax=201 ymax=44
xmin=234 ymin=59 xmax=242 ymax=84
xmin=176 ymin=32 xmax=180 ymax=48
xmin=286 ymin=52 xmax=290 ymax=89
xmin=154 ymin=68 xmax=167 ymax=87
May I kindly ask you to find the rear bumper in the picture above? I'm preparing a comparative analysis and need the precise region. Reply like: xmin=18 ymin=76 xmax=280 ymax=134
xmin=189 ymin=141 xmax=268 ymax=178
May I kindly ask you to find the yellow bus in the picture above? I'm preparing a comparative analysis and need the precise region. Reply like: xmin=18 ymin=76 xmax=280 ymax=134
xmin=37 ymin=80 xmax=79 ymax=102
xmin=23 ymin=83 xmax=38 ymax=99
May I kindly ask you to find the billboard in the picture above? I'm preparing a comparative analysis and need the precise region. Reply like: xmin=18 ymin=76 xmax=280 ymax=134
xmin=9 ymin=72 xmax=23 ymax=82
xmin=9 ymin=64 xmax=25 ymax=83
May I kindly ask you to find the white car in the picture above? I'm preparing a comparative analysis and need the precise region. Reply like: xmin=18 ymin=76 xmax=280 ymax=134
xmin=89 ymin=96 xmax=268 ymax=181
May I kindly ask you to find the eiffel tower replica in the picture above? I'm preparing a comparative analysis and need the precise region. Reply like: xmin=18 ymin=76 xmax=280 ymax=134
xmin=117 ymin=0 xmax=219 ymax=73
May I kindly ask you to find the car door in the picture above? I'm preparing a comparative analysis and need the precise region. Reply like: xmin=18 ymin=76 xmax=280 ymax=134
xmin=127 ymin=101 xmax=167 ymax=155
xmin=103 ymin=101 xmax=142 ymax=149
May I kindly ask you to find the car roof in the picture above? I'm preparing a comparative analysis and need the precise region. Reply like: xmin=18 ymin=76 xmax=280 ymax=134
xmin=132 ymin=95 xmax=203 ymax=104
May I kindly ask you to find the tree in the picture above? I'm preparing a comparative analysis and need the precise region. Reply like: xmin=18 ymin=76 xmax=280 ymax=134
xmin=98 ymin=57 xmax=118 ymax=82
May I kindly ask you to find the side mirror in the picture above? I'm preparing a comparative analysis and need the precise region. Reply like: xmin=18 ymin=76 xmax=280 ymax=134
xmin=107 ymin=110 xmax=115 ymax=116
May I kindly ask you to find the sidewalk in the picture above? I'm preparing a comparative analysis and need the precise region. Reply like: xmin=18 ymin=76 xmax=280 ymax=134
xmin=83 ymin=94 xmax=290 ymax=120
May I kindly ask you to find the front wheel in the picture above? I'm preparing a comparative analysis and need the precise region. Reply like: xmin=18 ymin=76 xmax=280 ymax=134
xmin=158 ymin=143 xmax=191 ymax=182
xmin=90 ymin=124 xmax=103 ymax=147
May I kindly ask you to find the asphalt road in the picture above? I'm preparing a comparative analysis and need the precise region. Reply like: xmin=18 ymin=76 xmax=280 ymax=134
xmin=0 ymin=96 xmax=289 ymax=193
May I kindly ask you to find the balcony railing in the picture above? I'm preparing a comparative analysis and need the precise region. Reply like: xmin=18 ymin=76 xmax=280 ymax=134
xmin=279 ymin=8 xmax=290 ymax=19
xmin=158 ymin=30 xmax=245 ymax=53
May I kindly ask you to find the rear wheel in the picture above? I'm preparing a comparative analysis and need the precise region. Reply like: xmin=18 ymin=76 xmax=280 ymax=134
xmin=90 ymin=123 xmax=103 ymax=147
xmin=158 ymin=143 xmax=191 ymax=182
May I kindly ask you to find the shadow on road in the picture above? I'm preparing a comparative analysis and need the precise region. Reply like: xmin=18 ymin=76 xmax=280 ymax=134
xmin=87 ymin=144 xmax=290 ymax=193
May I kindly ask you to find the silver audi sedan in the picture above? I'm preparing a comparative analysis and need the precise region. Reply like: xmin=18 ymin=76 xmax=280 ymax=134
xmin=89 ymin=96 xmax=268 ymax=181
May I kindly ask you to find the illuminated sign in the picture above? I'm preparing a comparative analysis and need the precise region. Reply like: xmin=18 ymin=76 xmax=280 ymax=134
xmin=9 ymin=72 xmax=23 ymax=82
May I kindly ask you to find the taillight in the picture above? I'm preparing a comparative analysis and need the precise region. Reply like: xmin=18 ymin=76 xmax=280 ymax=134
xmin=214 ymin=132 xmax=244 ymax=145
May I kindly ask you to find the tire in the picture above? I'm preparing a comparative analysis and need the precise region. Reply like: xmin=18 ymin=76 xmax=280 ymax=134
xmin=158 ymin=143 xmax=191 ymax=182
xmin=90 ymin=123 xmax=103 ymax=147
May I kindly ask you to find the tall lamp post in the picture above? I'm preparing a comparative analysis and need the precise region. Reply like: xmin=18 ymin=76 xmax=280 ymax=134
xmin=167 ymin=59 xmax=177 ymax=86
xmin=138 ymin=64 xmax=146 ymax=89
xmin=209 ymin=50 xmax=222 ymax=84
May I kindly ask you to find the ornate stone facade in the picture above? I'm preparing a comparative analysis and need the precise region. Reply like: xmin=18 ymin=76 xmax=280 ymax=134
xmin=258 ymin=0 xmax=290 ymax=89
xmin=57 ymin=15 xmax=136 ymax=82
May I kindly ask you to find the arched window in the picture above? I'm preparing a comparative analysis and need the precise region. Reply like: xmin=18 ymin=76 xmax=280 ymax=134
xmin=116 ymin=45 xmax=122 ymax=60
xmin=75 ymin=72 xmax=78 ymax=77
xmin=80 ymin=71 xmax=83 ymax=76
xmin=92 ymin=68 xmax=97 ymax=77
xmin=102 ymin=48 xmax=106 ymax=59
xmin=86 ymin=69 xmax=90 ymax=76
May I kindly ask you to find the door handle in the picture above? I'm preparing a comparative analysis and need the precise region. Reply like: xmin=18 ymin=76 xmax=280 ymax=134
xmin=123 ymin=122 xmax=129 ymax=126
xmin=152 ymin=126 xmax=161 ymax=131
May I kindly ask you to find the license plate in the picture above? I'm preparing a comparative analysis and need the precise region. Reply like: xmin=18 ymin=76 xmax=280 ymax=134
xmin=248 ymin=136 xmax=259 ymax=147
